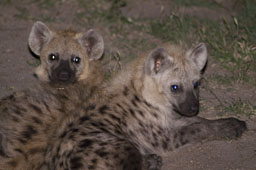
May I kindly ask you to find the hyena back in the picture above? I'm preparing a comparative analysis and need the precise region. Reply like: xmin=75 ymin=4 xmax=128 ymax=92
xmin=0 ymin=22 xmax=106 ymax=170
xmin=43 ymin=43 xmax=246 ymax=170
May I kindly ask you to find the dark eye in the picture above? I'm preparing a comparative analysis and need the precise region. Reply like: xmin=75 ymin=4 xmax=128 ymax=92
xmin=72 ymin=56 xmax=80 ymax=64
xmin=194 ymin=81 xmax=199 ymax=88
xmin=49 ymin=53 xmax=59 ymax=61
xmin=171 ymin=85 xmax=179 ymax=92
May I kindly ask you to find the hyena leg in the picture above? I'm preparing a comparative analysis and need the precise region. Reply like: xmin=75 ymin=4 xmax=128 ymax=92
xmin=173 ymin=117 xmax=247 ymax=149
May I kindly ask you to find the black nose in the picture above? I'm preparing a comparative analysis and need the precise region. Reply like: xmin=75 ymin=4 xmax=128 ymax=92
xmin=189 ymin=103 xmax=199 ymax=114
xmin=58 ymin=70 xmax=70 ymax=81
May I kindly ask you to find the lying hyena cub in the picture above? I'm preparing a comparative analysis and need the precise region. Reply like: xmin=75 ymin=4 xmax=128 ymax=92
xmin=0 ymin=22 xmax=105 ymax=170
xmin=44 ymin=43 xmax=246 ymax=170
xmin=28 ymin=21 xmax=105 ymax=108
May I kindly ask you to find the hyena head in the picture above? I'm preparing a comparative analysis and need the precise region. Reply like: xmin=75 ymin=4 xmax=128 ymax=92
xmin=28 ymin=21 xmax=104 ymax=84
xmin=143 ymin=43 xmax=207 ymax=117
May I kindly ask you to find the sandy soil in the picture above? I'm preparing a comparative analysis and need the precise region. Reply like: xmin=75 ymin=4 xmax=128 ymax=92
xmin=0 ymin=0 xmax=255 ymax=169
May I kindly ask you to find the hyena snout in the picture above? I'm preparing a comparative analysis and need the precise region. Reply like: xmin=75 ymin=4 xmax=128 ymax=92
xmin=178 ymin=91 xmax=199 ymax=117
xmin=51 ymin=60 xmax=76 ymax=83
xmin=58 ymin=70 xmax=71 ymax=81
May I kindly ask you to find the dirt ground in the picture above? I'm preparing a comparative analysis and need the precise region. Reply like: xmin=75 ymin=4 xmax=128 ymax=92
xmin=0 ymin=0 xmax=255 ymax=170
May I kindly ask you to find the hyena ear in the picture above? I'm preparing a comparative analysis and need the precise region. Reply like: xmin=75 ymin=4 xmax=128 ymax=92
xmin=144 ymin=48 xmax=172 ymax=75
xmin=187 ymin=43 xmax=207 ymax=71
xmin=79 ymin=29 xmax=104 ymax=61
xmin=28 ymin=21 xmax=52 ymax=56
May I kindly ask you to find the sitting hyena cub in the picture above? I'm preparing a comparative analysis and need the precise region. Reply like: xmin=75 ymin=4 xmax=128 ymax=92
xmin=43 ymin=43 xmax=246 ymax=170
xmin=0 ymin=22 xmax=105 ymax=170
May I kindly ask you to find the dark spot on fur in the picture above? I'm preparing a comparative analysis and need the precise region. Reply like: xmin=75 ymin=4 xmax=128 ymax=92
xmin=91 ymin=158 xmax=97 ymax=164
xmin=42 ymin=100 xmax=50 ymax=112
xmin=68 ymin=134 xmax=75 ymax=140
xmin=180 ymin=139 xmax=189 ymax=145
xmin=11 ymin=116 xmax=19 ymax=122
xmin=13 ymin=107 xmax=23 ymax=116
xmin=70 ymin=156 xmax=83 ymax=169
xmin=123 ymin=86 xmax=129 ymax=96
xmin=88 ymin=165 xmax=95 ymax=169
xmin=134 ymin=95 xmax=141 ymax=102
xmin=129 ymin=108 xmax=136 ymax=117
xmin=2 ymin=107 xmax=8 ymax=113
xmin=29 ymin=104 xmax=43 ymax=115
xmin=14 ymin=148 xmax=23 ymax=154
xmin=179 ymin=131 xmax=185 ymax=137
xmin=18 ymin=138 xmax=27 ymax=144
xmin=59 ymin=162 xmax=64 ymax=167
xmin=144 ymin=100 xmax=152 ymax=108
xmin=60 ymin=131 xmax=68 ymax=138
xmin=175 ymin=143 xmax=180 ymax=148
xmin=99 ymin=105 xmax=109 ymax=115
xmin=152 ymin=112 xmax=158 ymax=118
xmin=137 ymin=110 xmax=144 ymax=117
xmin=95 ymin=149 xmax=108 ymax=158
xmin=110 ymin=114 xmax=121 ymax=122
xmin=162 ymin=140 xmax=168 ymax=150
xmin=68 ymin=122 xmax=74 ymax=128
xmin=79 ymin=115 xmax=90 ymax=124
xmin=173 ymin=133 xmax=178 ymax=139
xmin=32 ymin=116 xmax=42 ymax=125
xmin=71 ymin=128 xmax=79 ymax=133
xmin=152 ymin=142 xmax=159 ymax=148
xmin=84 ymin=104 xmax=96 ymax=112
xmin=79 ymin=139 xmax=93 ymax=148
xmin=22 ymin=125 xmax=37 ymax=140
xmin=190 ymin=130 xmax=195 ymax=135
xmin=14 ymin=148 xmax=28 ymax=159
xmin=131 ymin=99 xmax=138 ymax=107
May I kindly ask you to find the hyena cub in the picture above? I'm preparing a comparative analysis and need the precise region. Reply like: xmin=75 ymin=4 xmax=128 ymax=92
xmin=44 ymin=43 xmax=246 ymax=170
xmin=0 ymin=22 xmax=105 ymax=170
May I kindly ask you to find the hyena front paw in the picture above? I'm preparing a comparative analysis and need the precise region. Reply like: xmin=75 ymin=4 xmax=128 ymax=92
xmin=143 ymin=154 xmax=163 ymax=170
xmin=214 ymin=117 xmax=247 ymax=139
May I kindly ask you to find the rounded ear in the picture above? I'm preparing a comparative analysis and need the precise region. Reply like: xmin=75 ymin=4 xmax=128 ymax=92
xmin=187 ymin=43 xmax=207 ymax=71
xmin=78 ymin=29 xmax=104 ymax=61
xmin=144 ymin=47 xmax=173 ymax=75
xmin=28 ymin=21 xmax=52 ymax=56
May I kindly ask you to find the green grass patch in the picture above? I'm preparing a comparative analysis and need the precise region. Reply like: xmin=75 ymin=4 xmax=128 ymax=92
xmin=147 ymin=1 xmax=256 ymax=84
xmin=0 ymin=0 xmax=12 ymax=5
xmin=225 ymin=99 xmax=256 ymax=117
xmin=174 ymin=0 xmax=220 ymax=9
